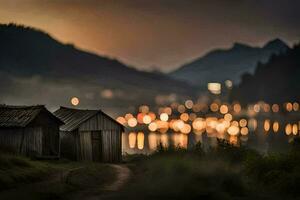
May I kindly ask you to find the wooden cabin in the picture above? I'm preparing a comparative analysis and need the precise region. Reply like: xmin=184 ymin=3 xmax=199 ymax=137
xmin=54 ymin=107 xmax=124 ymax=163
xmin=0 ymin=105 xmax=63 ymax=157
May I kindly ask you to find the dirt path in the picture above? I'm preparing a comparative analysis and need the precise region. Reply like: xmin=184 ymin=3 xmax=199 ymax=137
xmin=67 ymin=164 xmax=131 ymax=200
xmin=102 ymin=164 xmax=131 ymax=191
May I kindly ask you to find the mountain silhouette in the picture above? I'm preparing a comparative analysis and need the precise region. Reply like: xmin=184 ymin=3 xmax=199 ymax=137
xmin=0 ymin=23 xmax=194 ymax=112
xmin=230 ymin=43 xmax=300 ymax=105
xmin=169 ymin=39 xmax=289 ymax=86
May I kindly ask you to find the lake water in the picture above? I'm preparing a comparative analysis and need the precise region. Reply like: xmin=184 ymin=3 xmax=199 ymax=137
xmin=122 ymin=114 xmax=300 ymax=154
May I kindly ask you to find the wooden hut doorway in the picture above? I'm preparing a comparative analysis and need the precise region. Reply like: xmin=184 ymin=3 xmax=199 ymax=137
xmin=91 ymin=131 xmax=102 ymax=161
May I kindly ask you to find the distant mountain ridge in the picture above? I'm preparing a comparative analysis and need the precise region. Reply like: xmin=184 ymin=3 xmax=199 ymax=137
xmin=0 ymin=23 xmax=194 ymax=111
xmin=169 ymin=39 xmax=290 ymax=86
xmin=230 ymin=43 xmax=300 ymax=104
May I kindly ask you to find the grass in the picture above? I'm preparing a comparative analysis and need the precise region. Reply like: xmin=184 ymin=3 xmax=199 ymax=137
xmin=0 ymin=152 xmax=117 ymax=200
xmin=2 ymin=138 xmax=300 ymax=200
xmin=0 ymin=153 xmax=53 ymax=190
xmin=118 ymin=139 xmax=300 ymax=200
xmin=121 ymin=149 xmax=248 ymax=199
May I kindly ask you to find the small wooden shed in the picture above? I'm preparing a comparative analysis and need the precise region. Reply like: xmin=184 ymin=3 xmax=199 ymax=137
xmin=0 ymin=105 xmax=63 ymax=157
xmin=54 ymin=107 xmax=124 ymax=163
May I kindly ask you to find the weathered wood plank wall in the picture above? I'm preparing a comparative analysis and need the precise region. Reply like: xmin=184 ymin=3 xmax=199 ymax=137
xmin=59 ymin=112 xmax=122 ymax=162
xmin=0 ymin=127 xmax=43 ymax=156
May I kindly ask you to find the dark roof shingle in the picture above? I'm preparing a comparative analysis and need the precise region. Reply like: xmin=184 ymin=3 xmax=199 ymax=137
xmin=54 ymin=106 xmax=124 ymax=131
xmin=0 ymin=105 xmax=62 ymax=127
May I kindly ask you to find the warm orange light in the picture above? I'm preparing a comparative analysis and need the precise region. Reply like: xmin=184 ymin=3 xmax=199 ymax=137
xmin=286 ymin=103 xmax=293 ymax=112
xmin=293 ymin=102 xmax=299 ymax=111
xmin=285 ymin=124 xmax=292 ymax=135
xmin=180 ymin=113 xmax=189 ymax=122
xmin=248 ymin=118 xmax=257 ymax=131
xmin=71 ymin=97 xmax=79 ymax=106
xmin=229 ymin=135 xmax=238 ymax=145
xmin=264 ymin=120 xmax=271 ymax=132
xmin=137 ymin=132 xmax=144 ymax=150
xmin=173 ymin=120 xmax=184 ymax=131
xmin=224 ymin=113 xmax=233 ymax=122
xmin=273 ymin=121 xmax=279 ymax=132
xmin=292 ymin=124 xmax=298 ymax=135
xmin=148 ymin=112 xmax=156 ymax=121
xmin=253 ymin=104 xmax=260 ymax=113
xmin=160 ymin=113 xmax=169 ymax=122
xmin=142 ymin=115 xmax=152 ymax=124
xmin=208 ymin=83 xmax=221 ymax=94
xmin=216 ymin=123 xmax=226 ymax=134
xmin=227 ymin=125 xmax=239 ymax=136
xmin=148 ymin=133 xmax=159 ymax=150
xmin=125 ymin=113 xmax=134 ymax=120
xmin=180 ymin=123 xmax=191 ymax=134
xmin=225 ymin=80 xmax=233 ymax=89
xmin=272 ymin=104 xmax=279 ymax=113
xmin=185 ymin=100 xmax=194 ymax=109
xmin=192 ymin=118 xmax=206 ymax=131
xmin=177 ymin=105 xmax=186 ymax=113
xmin=164 ymin=107 xmax=172 ymax=115
xmin=233 ymin=103 xmax=241 ymax=113
xmin=240 ymin=127 xmax=249 ymax=136
xmin=128 ymin=132 xmax=136 ymax=148
xmin=231 ymin=120 xmax=239 ymax=127
xmin=148 ymin=122 xmax=158 ymax=131
xmin=210 ymin=103 xmax=219 ymax=112
xmin=116 ymin=117 xmax=126 ymax=125
xmin=128 ymin=117 xmax=138 ymax=127
xmin=239 ymin=119 xmax=247 ymax=127
xmin=160 ymin=134 xmax=169 ymax=148
xmin=220 ymin=105 xmax=229 ymax=114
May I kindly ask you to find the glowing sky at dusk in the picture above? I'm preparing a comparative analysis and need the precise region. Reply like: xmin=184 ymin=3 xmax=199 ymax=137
xmin=0 ymin=0 xmax=299 ymax=71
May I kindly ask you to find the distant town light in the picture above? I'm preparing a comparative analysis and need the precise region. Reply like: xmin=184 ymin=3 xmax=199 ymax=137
xmin=128 ymin=118 xmax=138 ymax=127
xmin=207 ymin=83 xmax=221 ymax=94
xmin=71 ymin=97 xmax=79 ymax=106
xmin=160 ymin=113 xmax=169 ymax=122
xmin=233 ymin=103 xmax=241 ymax=113
xmin=225 ymin=80 xmax=233 ymax=89
xmin=148 ymin=122 xmax=158 ymax=132
xmin=273 ymin=121 xmax=279 ymax=132
xmin=185 ymin=100 xmax=194 ymax=109
xmin=142 ymin=115 xmax=152 ymax=124
xmin=219 ymin=105 xmax=229 ymax=114
xmin=116 ymin=116 xmax=126 ymax=125
xmin=264 ymin=120 xmax=271 ymax=132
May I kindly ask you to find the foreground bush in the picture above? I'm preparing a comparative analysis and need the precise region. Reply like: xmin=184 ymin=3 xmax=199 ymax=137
xmin=243 ymin=137 xmax=300 ymax=197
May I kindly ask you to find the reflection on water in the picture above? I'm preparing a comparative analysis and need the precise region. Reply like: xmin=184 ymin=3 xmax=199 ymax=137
xmin=122 ymin=117 xmax=300 ymax=154
xmin=137 ymin=132 xmax=144 ymax=150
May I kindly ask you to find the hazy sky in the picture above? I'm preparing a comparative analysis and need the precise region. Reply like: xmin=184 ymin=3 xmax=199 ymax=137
xmin=0 ymin=0 xmax=299 ymax=72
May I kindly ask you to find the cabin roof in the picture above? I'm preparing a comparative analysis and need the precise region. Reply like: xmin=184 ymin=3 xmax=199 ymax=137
xmin=0 ymin=105 xmax=63 ymax=127
xmin=54 ymin=106 xmax=124 ymax=131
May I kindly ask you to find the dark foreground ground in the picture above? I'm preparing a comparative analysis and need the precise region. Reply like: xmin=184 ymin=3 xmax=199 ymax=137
xmin=1 ymin=139 xmax=300 ymax=200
